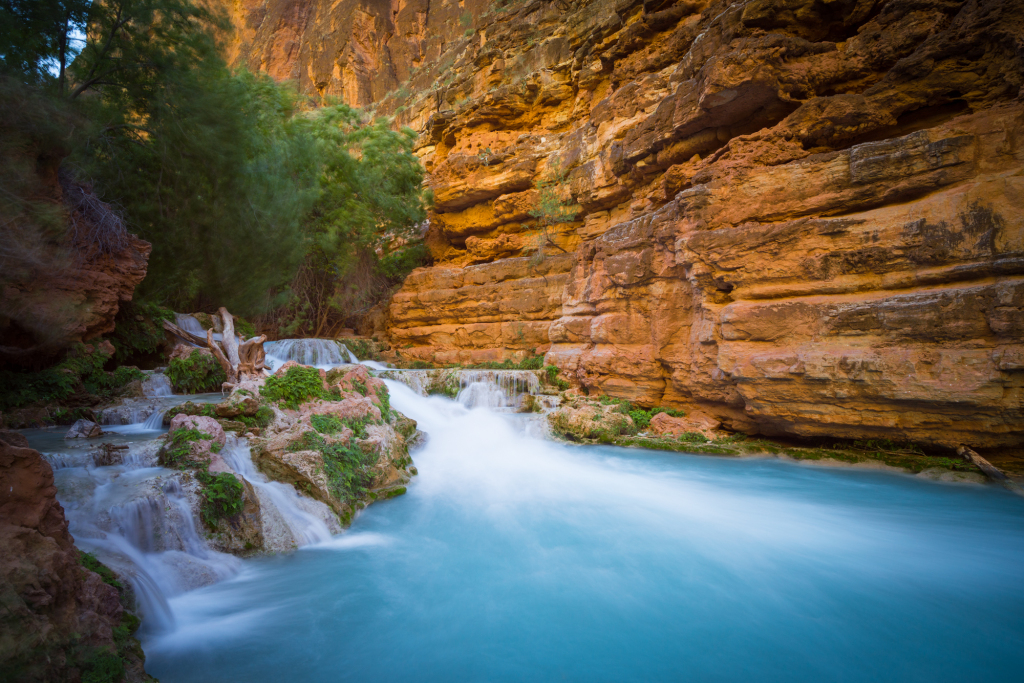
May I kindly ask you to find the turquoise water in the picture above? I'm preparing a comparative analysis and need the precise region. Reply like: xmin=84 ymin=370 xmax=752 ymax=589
xmin=144 ymin=384 xmax=1024 ymax=682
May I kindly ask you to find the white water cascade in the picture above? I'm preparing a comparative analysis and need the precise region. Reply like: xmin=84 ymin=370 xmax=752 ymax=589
xmin=264 ymin=339 xmax=355 ymax=371
xmin=40 ymin=421 xmax=339 ymax=636
xmin=220 ymin=435 xmax=333 ymax=547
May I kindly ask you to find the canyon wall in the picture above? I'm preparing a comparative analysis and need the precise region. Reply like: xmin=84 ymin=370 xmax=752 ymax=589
xmin=222 ymin=0 xmax=1024 ymax=450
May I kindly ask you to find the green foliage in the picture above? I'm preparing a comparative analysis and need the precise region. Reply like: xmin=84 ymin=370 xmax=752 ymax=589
xmin=195 ymin=471 xmax=244 ymax=529
xmin=375 ymin=385 xmax=392 ymax=422
xmin=311 ymin=414 xmax=345 ymax=434
xmin=463 ymin=355 xmax=545 ymax=370
xmin=79 ymin=551 xmax=122 ymax=590
xmin=377 ymin=242 xmax=431 ymax=281
xmin=165 ymin=350 xmax=226 ymax=393
xmin=80 ymin=652 xmax=124 ymax=683
xmin=159 ymin=428 xmax=213 ymax=470
xmin=236 ymin=405 xmax=274 ymax=430
xmin=109 ymin=300 xmax=175 ymax=363
xmin=0 ymin=0 xmax=90 ymax=88
xmin=78 ymin=65 xmax=316 ymax=314
xmin=164 ymin=401 xmax=218 ymax=423
xmin=290 ymin=431 xmax=377 ymax=504
xmin=679 ymin=431 xmax=710 ymax=444
xmin=351 ymin=379 xmax=368 ymax=395
xmin=629 ymin=406 xmax=686 ymax=431
xmin=262 ymin=365 xmax=338 ymax=409
xmin=234 ymin=317 xmax=257 ymax=340
xmin=543 ymin=365 xmax=570 ymax=391
xmin=0 ymin=344 xmax=141 ymax=411
xmin=275 ymin=105 xmax=429 ymax=336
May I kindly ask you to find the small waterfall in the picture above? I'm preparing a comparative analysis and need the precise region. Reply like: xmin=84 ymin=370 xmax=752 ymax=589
xmin=55 ymin=464 xmax=241 ymax=633
xmin=381 ymin=369 xmax=542 ymax=411
xmin=110 ymin=497 xmax=164 ymax=553
xmin=220 ymin=435 xmax=332 ymax=547
xmin=264 ymin=339 xmax=353 ymax=371
xmin=175 ymin=313 xmax=206 ymax=337
xmin=142 ymin=373 xmax=174 ymax=397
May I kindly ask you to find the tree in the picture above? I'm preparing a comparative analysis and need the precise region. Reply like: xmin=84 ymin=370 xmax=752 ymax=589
xmin=0 ymin=0 xmax=90 ymax=92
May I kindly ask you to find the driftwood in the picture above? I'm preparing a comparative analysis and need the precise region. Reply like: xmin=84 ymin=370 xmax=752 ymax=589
xmin=162 ymin=319 xmax=207 ymax=346
xmin=163 ymin=308 xmax=266 ymax=388
xmin=958 ymin=445 xmax=1024 ymax=497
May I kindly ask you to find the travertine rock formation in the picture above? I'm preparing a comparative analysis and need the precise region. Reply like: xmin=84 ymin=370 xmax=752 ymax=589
xmin=221 ymin=0 xmax=1024 ymax=450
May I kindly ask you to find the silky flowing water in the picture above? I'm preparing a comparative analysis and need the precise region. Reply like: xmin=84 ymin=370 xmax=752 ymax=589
xmin=129 ymin=380 xmax=1024 ymax=683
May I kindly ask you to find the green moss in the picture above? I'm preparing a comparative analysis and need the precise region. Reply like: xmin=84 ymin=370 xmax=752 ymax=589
xmin=236 ymin=405 xmax=274 ymax=429
xmin=262 ymin=365 xmax=339 ymax=409
xmin=164 ymin=401 xmax=218 ymax=423
xmin=0 ymin=343 xmax=144 ymax=411
xmin=461 ymin=355 xmax=544 ymax=371
xmin=543 ymin=365 xmax=570 ymax=391
xmin=376 ymin=385 xmax=392 ymax=422
xmin=234 ymin=317 xmax=256 ymax=340
xmin=159 ymin=428 xmax=214 ymax=469
xmin=165 ymin=349 xmax=227 ymax=393
xmin=352 ymin=379 xmax=368 ymax=396
xmin=79 ymin=551 xmax=123 ymax=591
xmin=289 ymin=431 xmax=378 ymax=504
xmin=383 ymin=486 xmax=407 ymax=498
xmin=195 ymin=471 xmax=244 ymax=529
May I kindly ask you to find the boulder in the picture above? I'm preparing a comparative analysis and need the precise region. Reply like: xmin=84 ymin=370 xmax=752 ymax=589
xmin=64 ymin=419 xmax=102 ymax=439
xmin=649 ymin=411 xmax=721 ymax=437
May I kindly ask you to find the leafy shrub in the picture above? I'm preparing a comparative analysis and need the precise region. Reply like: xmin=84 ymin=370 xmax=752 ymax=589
xmin=290 ymin=431 xmax=377 ymax=504
xmin=262 ymin=365 xmax=338 ymax=409
xmin=376 ymin=385 xmax=392 ymax=422
xmin=679 ymin=431 xmax=709 ymax=444
xmin=237 ymin=405 xmax=274 ymax=429
xmin=311 ymin=414 xmax=344 ymax=434
xmin=159 ymin=428 xmax=214 ymax=469
xmin=109 ymin=300 xmax=175 ymax=363
xmin=629 ymin=406 xmax=686 ymax=431
xmin=195 ymin=471 xmax=244 ymax=529
xmin=543 ymin=365 xmax=570 ymax=391
xmin=0 ymin=344 xmax=143 ymax=411
xmin=165 ymin=350 xmax=226 ymax=393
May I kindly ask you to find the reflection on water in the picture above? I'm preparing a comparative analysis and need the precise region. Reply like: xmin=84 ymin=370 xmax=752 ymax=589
xmin=142 ymin=380 xmax=1024 ymax=683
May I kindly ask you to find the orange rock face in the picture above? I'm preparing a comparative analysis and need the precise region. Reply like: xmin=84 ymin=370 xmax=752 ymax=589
xmin=217 ymin=0 xmax=1024 ymax=449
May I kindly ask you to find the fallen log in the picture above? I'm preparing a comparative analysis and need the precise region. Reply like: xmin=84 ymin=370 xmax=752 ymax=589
xmin=958 ymin=445 xmax=1024 ymax=497
xmin=162 ymin=319 xmax=207 ymax=347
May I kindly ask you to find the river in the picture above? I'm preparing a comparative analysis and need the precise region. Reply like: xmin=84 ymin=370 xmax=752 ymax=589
xmin=124 ymin=379 xmax=1024 ymax=682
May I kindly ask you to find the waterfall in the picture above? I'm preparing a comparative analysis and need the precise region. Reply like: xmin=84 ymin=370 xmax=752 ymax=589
xmin=220 ymin=435 xmax=332 ymax=547
xmin=55 ymin=463 xmax=241 ymax=633
xmin=381 ymin=369 xmax=542 ymax=411
xmin=142 ymin=373 xmax=174 ymax=397
xmin=457 ymin=370 xmax=539 ymax=410
xmin=264 ymin=339 xmax=354 ymax=371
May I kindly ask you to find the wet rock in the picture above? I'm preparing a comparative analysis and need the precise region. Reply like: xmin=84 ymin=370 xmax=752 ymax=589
xmin=547 ymin=403 xmax=635 ymax=442
xmin=65 ymin=419 xmax=103 ymax=439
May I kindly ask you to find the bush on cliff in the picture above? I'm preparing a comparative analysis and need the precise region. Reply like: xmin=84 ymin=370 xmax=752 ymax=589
xmin=262 ymin=365 xmax=340 ymax=409
xmin=0 ymin=344 xmax=144 ymax=412
xmin=165 ymin=350 xmax=226 ymax=393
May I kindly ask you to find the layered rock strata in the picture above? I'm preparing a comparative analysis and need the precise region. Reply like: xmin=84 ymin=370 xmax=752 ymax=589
xmin=220 ymin=0 xmax=1024 ymax=450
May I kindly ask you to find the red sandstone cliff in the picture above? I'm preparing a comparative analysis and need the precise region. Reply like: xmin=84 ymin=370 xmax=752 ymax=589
xmin=0 ymin=432 xmax=150 ymax=681
xmin=220 ymin=0 xmax=1024 ymax=451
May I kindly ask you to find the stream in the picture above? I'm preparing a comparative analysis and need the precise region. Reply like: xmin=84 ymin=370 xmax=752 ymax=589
xmin=24 ymin=370 xmax=1024 ymax=682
